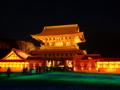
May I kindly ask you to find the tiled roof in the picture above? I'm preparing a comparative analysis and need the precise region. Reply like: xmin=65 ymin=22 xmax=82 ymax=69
xmin=99 ymin=58 xmax=120 ymax=61
xmin=39 ymin=24 xmax=80 ymax=35
xmin=30 ymin=49 xmax=82 ymax=54
xmin=27 ymin=56 xmax=42 ymax=60
xmin=2 ymin=48 xmax=31 ymax=60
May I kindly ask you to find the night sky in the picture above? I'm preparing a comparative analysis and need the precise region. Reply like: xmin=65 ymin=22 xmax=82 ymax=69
xmin=0 ymin=1 xmax=120 ymax=57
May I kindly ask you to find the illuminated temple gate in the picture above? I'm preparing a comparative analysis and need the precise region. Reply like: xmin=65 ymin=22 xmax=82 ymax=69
xmin=31 ymin=24 xmax=87 ymax=70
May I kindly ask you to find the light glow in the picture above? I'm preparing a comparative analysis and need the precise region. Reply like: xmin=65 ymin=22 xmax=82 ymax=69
xmin=55 ymin=42 xmax=63 ymax=47
xmin=0 ymin=62 xmax=29 ymax=72
xmin=46 ymin=61 xmax=52 ymax=67
xmin=66 ymin=60 xmax=73 ymax=68
xmin=96 ymin=61 xmax=120 ymax=73
xmin=74 ymin=36 xmax=81 ymax=43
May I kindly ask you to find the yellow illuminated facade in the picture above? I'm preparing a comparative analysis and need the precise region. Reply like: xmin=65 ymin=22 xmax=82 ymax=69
xmin=0 ymin=48 xmax=30 ymax=72
xmin=1 ymin=24 xmax=120 ymax=74
xmin=96 ymin=61 xmax=120 ymax=73
xmin=0 ymin=62 xmax=29 ymax=72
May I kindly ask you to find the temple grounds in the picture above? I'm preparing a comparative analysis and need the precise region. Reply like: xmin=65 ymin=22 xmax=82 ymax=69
xmin=0 ymin=72 xmax=120 ymax=89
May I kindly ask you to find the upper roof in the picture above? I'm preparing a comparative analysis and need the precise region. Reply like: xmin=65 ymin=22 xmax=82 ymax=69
xmin=39 ymin=24 xmax=80 ymax=35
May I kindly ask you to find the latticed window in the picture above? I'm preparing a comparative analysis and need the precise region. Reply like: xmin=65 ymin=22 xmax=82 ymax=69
xmin=49 ymin=38 xmax=51 ymax=40
xmin=53 ymin=37 xmax=55 ymax=40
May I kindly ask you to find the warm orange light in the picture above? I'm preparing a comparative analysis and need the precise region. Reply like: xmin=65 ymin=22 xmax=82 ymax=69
xmin=0 ymin=62 xmax=29 ymax=69
xmin=106 ymin=68 xmax=116 ymax=72
xmin=46 ymin=61 xmax=52 ymax=67
xmin=83 ymin=50 xmax=87 ymax=55
xmin=53 ymin=61 xmax=55 ymax=67
xmin=81 ymin=67 xmax=84 ymax=70
xmin=96 ymin=61 xmax=120 ymax=73
xmin=55 ymin=42 xmax=63 ymax=47
xmin=74 ymin=36 xmax=81 ymax=43
xmin=88 ymin=67 xmax=91 ymax=70
xmin=59 ymin=65 xmax=64 ymax=67
xmin=1 ymin=62 xmax=29 ymax=72
xmin=66 ymin=60 xmax=73 ymax=68
xmin=115 ymin=64 xmax=119 ymax=68
xmin=103 ymin=64 xmax=108 ymax=68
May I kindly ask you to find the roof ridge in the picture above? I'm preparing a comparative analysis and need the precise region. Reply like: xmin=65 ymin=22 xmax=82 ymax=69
xmin=12 ymin=48 xmax=31 ymax=59
xmin=44 ymin=24 xmax=78 ymax=29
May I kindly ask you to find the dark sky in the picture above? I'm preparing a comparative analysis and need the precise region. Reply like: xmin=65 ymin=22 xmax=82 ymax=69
xmin=0 ymin=1 xmax=120 ymax=57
